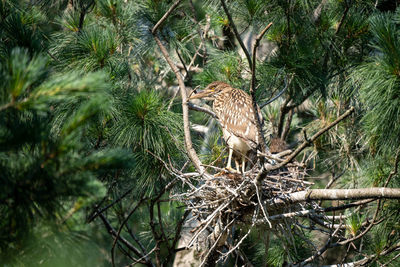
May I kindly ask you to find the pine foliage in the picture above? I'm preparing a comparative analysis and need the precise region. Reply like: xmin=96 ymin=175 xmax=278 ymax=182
xmin=1 ymin=0 xmax=400 ymax=266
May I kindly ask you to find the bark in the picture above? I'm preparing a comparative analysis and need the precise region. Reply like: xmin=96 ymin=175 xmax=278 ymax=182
xmin=270 ymin=188 xmax=400 ymax=206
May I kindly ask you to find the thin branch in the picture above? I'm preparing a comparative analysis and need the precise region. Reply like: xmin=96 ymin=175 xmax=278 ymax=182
xmin=111 ymin=195 xmax=146 ymax=267
xmin=264 ymin=106 xmax=355 ymax=172
xmin=99 ymin=213 xmax=153 ymax=267
xmin=249 ymin=22 xmax=273 ymax=152
xmin=151 ymin=0 xmax=182 ymax=34
xmin=351 ymin=243 xmax=400 ymax=266
xmin=384 ymin=148 xmax=400 ymax=187
xmin=151 ymin=1 xmax=204 ymax=173
xmin=281 ymin=108 xmax=293 ymax=141
xmin=88 ymin=187 xmax=134 ymax=222
xmin=322 ymin=1 xmax=350 ymax=69
xmin=126 ymin=246 xmax=158 ymax=267
xmin=277 ymin=97 xmax=292 ymax=137
xmin=126 ymin=226 xmax=148 ymax=255
xmin=220 ymin=0 xmax=252 ymax=69
xmin=259 ymin=74 xmax=292 ymax=109
xmin=250 ymin=22 xmax=273 ymax=94
xmin=298 ymin=223 xmax=343 ymax=265
xmin=188 ymin=102 xmax=218 ymax=119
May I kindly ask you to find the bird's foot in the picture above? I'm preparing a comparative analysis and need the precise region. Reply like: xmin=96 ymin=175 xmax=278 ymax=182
xmin=224 ymin=166 xmax=240 ymax=173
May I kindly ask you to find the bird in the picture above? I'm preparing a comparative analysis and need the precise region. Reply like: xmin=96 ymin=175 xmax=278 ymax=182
xmin=189 ymin=81 xmax=263 ymax=173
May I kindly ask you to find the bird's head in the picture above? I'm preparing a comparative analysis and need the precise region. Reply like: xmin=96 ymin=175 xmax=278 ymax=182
xmin=189 ymin=81 xmax=229 ymax=101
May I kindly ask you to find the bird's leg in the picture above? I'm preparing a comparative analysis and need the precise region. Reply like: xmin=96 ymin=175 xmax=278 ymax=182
xmin=226 ymin=147 xmax=233 ymax=169
xmin=234 ymin=158 xmax=240 ymax=173
xmin=225 ymin=147 xmax=236 ymax=172
xmin=241 ymin=154 xmax=246 ymax=173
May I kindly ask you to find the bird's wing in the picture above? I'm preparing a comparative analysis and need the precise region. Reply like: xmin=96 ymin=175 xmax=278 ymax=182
xmin=215 ymin=89 xmax=261 ymax=145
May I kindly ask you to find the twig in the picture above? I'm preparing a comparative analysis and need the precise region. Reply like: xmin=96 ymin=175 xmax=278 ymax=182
xmin=88 ymin=188 xmax=134 ymax=222
xmin=298 ymin=222 xmax=343 ymax=265
xmin=111 ymin=195 xmax=146 ymax=267
xmin=351 ymin=243 xmax=400 ymax=266
xmin=263 ymin=106 xmax=355 ymax=173
xmin=253 ymin=179 xmax=272 ymax=228
xmin=259 ymin=76 xmax=290 ymax=108
xmin=151 ymin=0 xmax=182 ymax=34
xmin=249 ymin=22 xmax=273 ymax=152
xmin=152 ymin=0 xmax=204 ymax=173
xmin=99 ymin=213 xmax=153 ymax=267
xmin=384 ymin=147 xmax=400 ymax=187
xmin=188 ymin=102 xmax=218 ymax=119
xmin=220 ymin=0 xmax=252 ymax=70
xmin=250 ymin=22 xmax=273 ymax=94
xmin=126 ymin=246 xmax=158 ymax=267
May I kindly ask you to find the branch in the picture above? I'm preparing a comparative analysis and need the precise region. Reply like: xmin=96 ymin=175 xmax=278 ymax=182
xmin=88 ymin=187 xmax=134 ymax=222
xmin=151 ymin=0 xmax=182 ymax=34
xmin=111 ymin=195 xmax=146 ymax=267
xmin=151 ymin=1 xmax=204 ymax=173
xmin=188 ymin=102 xmax=217 ymax=119
xmin=98 ymin=213 xmax=154 ymax=267
xmin=259 ymin=74 xmax=292 ymax=109
xmin=269 ymin=188 xmax=400 ymax=205
xmin=220 ymin=0 xmax=252 ymax=70
xmin=250 ymin=22 xmax=273 ymax=94
xmin=349 ymin=243 xmax=400 ymax=266
xmin=249 ymin=23 xmax=273 ymax=152
xmin=264 ymin=106 xmax=355 ymax=172
xmin=297 ymin=223 xmax=343 ymax=265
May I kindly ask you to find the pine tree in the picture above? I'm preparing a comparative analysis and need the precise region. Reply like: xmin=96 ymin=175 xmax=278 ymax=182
xmin=2 ymin=0 xmax=400 ymax=266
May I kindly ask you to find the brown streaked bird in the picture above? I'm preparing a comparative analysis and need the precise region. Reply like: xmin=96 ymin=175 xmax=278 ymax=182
xmin=190 ymin=81 xmax=263 ymax=173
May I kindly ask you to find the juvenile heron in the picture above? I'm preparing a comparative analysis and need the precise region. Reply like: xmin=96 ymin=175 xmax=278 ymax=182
xmin=190 ymin=81 xmax=263 ymax=173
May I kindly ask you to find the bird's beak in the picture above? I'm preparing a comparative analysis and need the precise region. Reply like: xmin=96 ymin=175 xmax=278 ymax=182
xmin=189 ymin=90 xmax=210 ymax=100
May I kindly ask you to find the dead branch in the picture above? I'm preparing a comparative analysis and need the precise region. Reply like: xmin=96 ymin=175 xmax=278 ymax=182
xmin=99 ymin=213 xmax=154 ymax=267
xmin=188 ymin=102 xmax=218 ymax=119
xmin=220 ymin=0 xmax=252 ymax=70
xmin=111 ymin=195 xmax=146 ymax=267
xmin=297 ymin=222 xmax=343 ymax=266
xmin=269 ymin=188 xmax=400 ymax=205
xmin=249 ymin=22 xmax=273 ymax=152
xmin=151 ymin=0 xmax=204 ymax=173
xmin=264 ymin=106 xmax=355 ymax=173
xmin=151 ymin=0 xmax=182 ymax=34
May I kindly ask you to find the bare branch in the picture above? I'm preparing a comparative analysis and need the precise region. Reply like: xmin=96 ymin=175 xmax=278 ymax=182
xmin=220 ymin=0 xmax=252 ymax=69
xmin=264 ymin=106 xmax=355 ymax=172
xmin=298 ymin=222 xmax=343 ymax=265
xmin=151 ymin=0 xmax=182 ymax=34
xmin=88 ymin=188 xmax=134 ymax=222
xmin=111 ymin=195 xmax=146 ymax=267
xmin=249 ymin=23 xmax=273 ymax=152
xmin=151 ymin=1 xmax=204 ymax=173
xmin=250 ymin=22 xmax=273 ymax=94
xmin=99 ymin=213 xmax=154 ymax=267
xmin=188 ymin=102 xmax=218 ymax=119
xmin=269 ymin=188 xmax=400 ymax=205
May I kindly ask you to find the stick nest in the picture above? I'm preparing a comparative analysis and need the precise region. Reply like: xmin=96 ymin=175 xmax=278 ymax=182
xmin=173 ymin=155 xmax=312 ymax=261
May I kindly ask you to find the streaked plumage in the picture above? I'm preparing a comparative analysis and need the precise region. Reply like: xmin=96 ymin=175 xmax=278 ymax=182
xmin=190 ymin=81 xmax=262 ymax=173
